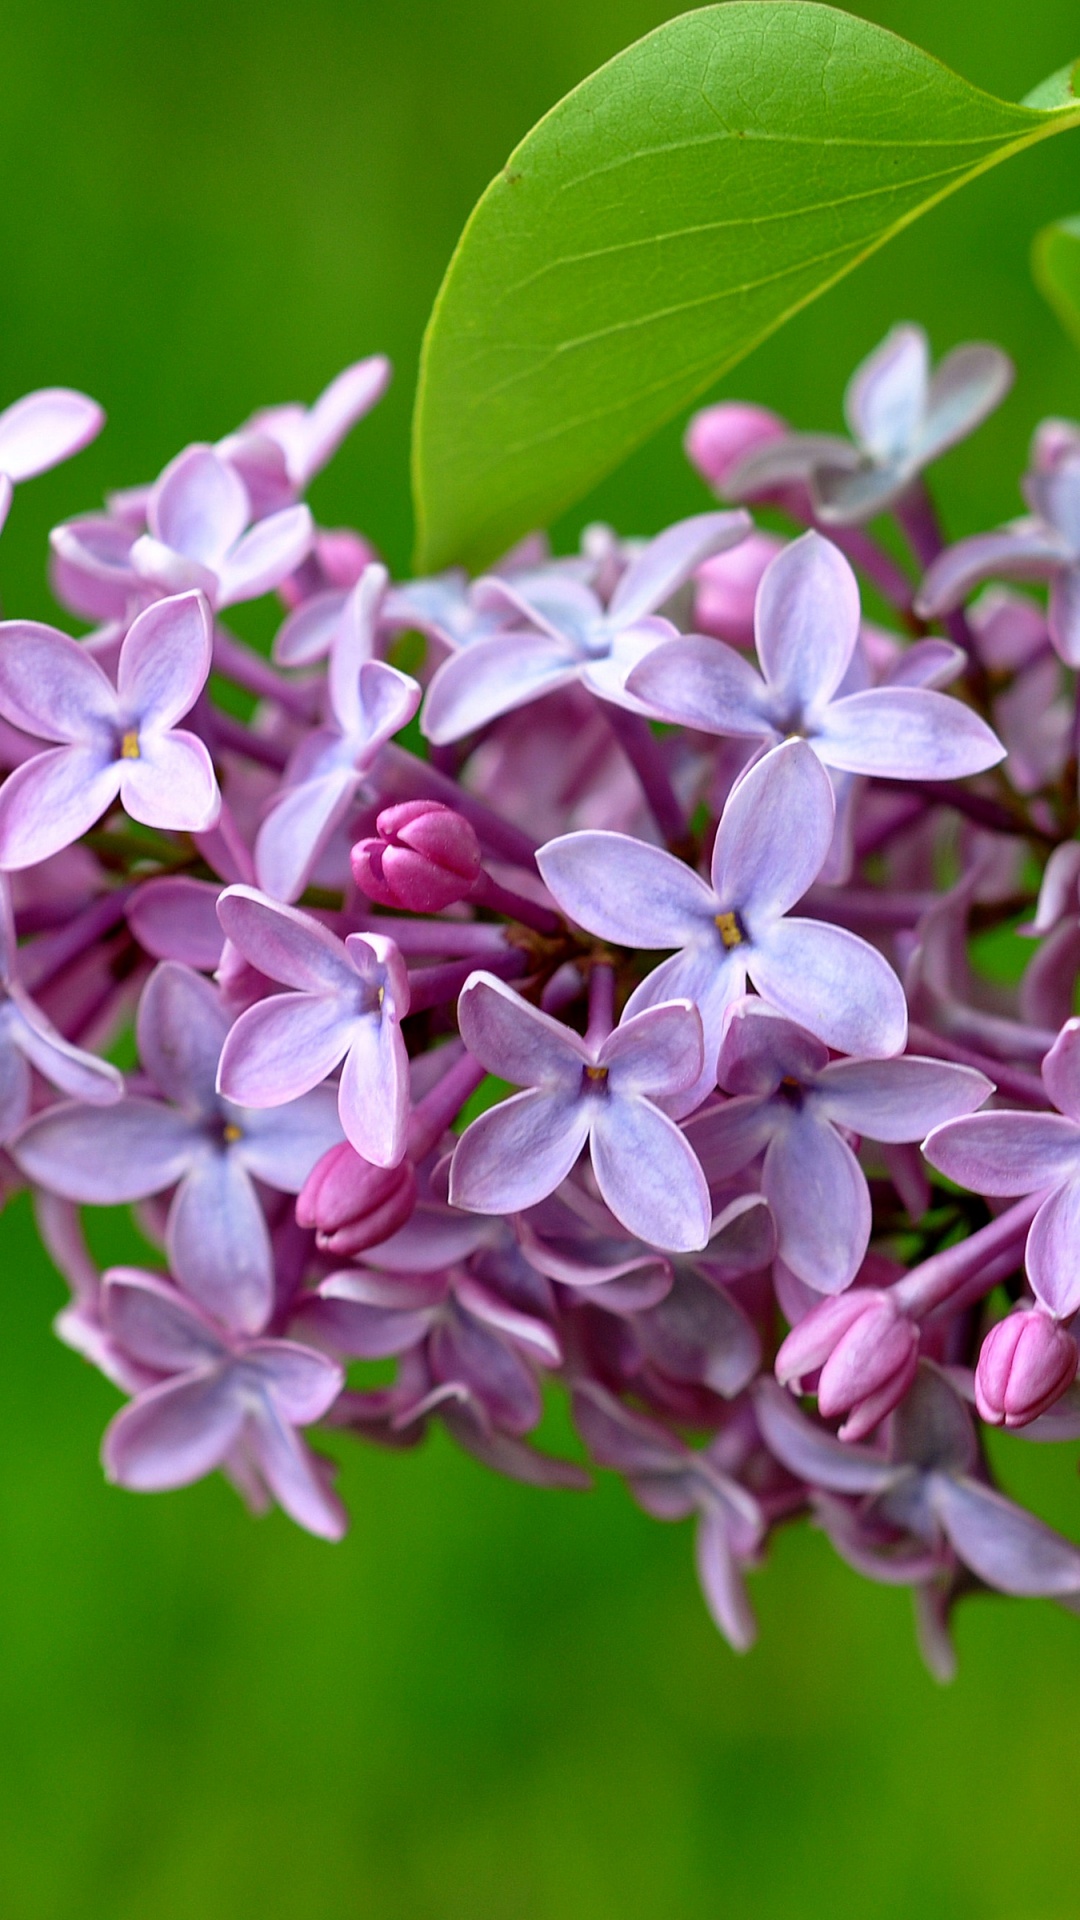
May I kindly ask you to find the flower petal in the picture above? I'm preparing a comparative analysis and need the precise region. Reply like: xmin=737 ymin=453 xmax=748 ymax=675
xmin=245 ymin=1403 xmax=347 ymax=1539
xmin=136 ymin=961 xmax=228 ymax=1112
xmin=754 ymin=532 xmax=860 ymax=713
xmin=711 ymin=740 xmax=834 ymax=927
xmin=337 ymin=1013 xmax=410 ymax=1167
xmin=917 ymin=343 xmax=1013 ymax=465
xmin=449 ymin=1089 xmax=591 ymax=1214
xmin=931 ymin=1472 xmax=1080 ymax=1596
xmin=814 ymin=1056 xmax=992 ymax=1141
xmin=538 ymin=830 xmax=716 ymax=948
xmin=844 ymin=324 xmax=928 ymax=462
xmin=216 ymin=504 xmax=314 ymax=607
xmin=608 ymin=510 xmax=750 ymax=626
xmin=216 ymin=885 xmax=354 ymax=993
xmin=0 ymin=620 xmax=116 ymax=741
xmin=102 ymin=1267 xmax=226 ymax=1371
xmin=121 ymin=730 xmax=221 ymax=834
xmin=150 ymin=444 xmax=249 ymax=567
xmin=0 ymin=746 xmax=120 ymax=868
xmin=217 ymin=992 xmax=351 ymax=1107
xmin=922 ymin=1111 xmax=1080 ymax=1196
xmin=10 ymin=991 xmax=123 ymax=1104
xmin=0 ymin=387 xmax=104 ymax=480
xmin=695 ymin=1506 xmax=757 ymax=1651
xmin=916 ymin=527 xmax=1071 ymax=617
xmin=815 ymin=687 xmax=1004 ymax=779
xmin=248 ymin=1338 xmax=345 ymax=1423
xmin=295 ymin=354 xmax=391 ymax=487
xmin=749 ymin=917 xmax=908 ymax=1058
xmin=753 ymin=1377 xmax=894 ymax=1493
xmin=253 ymin=766 xmax=359 ymax=903
xmin=626 ymin=634 xmax=775 ymax=736
xmin=457 ymin=970 xmax=586 ymax=1088
xmin=600 ymin=999 xmax=703 ymax=1099
xmin=103 ymin=1372 xmax=243 ymax=1490
xmin=235 ymin=1087 xmax=343 ymax=1191
xmin=167 ymin=1152 xmax=274 ymax=1334
xmin=1025 ymin=1179 xmax=1080 ymax=1320
xmin=422 ymin=631 xmax=579 ymax=744
xmin=12 ymin=1097 xmax=198 ymax=1203
xmin=762 ymin=1110 xmax=871 ymax=1293
xmin=117 ymin=590 xmax=212 ymax=730
xmin=589 ymin=1095 xmax=711 ymax=1252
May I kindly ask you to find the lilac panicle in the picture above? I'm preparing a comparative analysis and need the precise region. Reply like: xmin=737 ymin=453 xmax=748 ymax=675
xmin=4 ymin=325 xmax=1080 ymax=1673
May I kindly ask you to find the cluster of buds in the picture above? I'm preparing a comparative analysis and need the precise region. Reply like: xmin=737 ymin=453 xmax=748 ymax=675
xmin=6 ymin=324 xmax=1080 ymax=1674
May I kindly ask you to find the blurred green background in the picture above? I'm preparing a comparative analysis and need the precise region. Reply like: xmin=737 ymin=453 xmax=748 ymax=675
xmin=1 ymin=1 xmax=1080 ymax=1914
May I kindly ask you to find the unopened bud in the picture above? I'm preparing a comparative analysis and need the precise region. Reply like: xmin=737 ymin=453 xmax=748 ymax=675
xmin=297 ymin=1142 xmax=417 ymax=1256
xmin=776 ymin=1287 xmax=919 ymax=1442
xmin=351 ymin=800 xmax=483 ymax=912
xmin=684 ymin=402 xmax=788 ymax=492
xmin=975 ymin=1307 xmax=1078 ymax=1429
xmin=693 ymin=531 xmax=784 ymax=648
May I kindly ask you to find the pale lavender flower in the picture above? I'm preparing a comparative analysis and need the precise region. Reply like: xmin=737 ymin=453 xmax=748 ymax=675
xmin=917 ymin=423 xmax=1080 ymax=663
xmin=688 ymin=999 xmax=991 ymax=1294
xmin=449 ymin=972 xmax=712 ymax=1252
xmin=628 ymin=533 xmax=1003 ymax=781
xmin=0 ymin=590 xmax=220 ymax=868
xmin=924 ymin=1017 xmax=1080 ymax=1325
xmin=12 ymin=961 xmax=342 ymax=1333
xmin=422 ymin=511 xmax=750 ymax=743
xmin=255 ymin=565 xmax=420 ymax=901
xmin=216 ymin=885 xmax=411 ymax=1168
xmin=726 ymin=325 xmax=1012 ymax=524
xmin=537 ymin=739 xmax=909 ymax=1103
xmin=130 ymin=444 xmax=313 ymax=608
xmin=101 ymin=1268 xmax=346 ymax=1539
xmin=756 ymin=1365 xmax=1080 ymax=1600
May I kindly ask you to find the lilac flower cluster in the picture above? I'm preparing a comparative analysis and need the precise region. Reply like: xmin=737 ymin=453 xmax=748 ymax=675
xmin=7 ymin=330 xmax=1080 ymax=1674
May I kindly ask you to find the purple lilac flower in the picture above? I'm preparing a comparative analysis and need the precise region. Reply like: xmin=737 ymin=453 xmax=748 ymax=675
xmin=449 ymin=972 xmax=712 ymax=1252
xmin=216 ymin=884 xmax=411 ymax=1167
xmin=100 ymin=1268 xmax=346 ymax=1540
xmin=923 ymin=1017 xmax=1080 ymax=1326
xmin=130 ymin=444 xmax=314 ymax=609
xmin=757 ymin=1365 xmax=1080 ymax=1601
xmin=917 ymin=421 xmax=1080 ymax=662
xmin=687 ymin=998 xmax=991 ymax=1294
xmin=724 ymin=325 xmax=1013 ymax=525
xmin=255 ymin=565 xmax=420 ymax=901
xmin=0 ymin=590 xmax=220 ymax=868
xmin=537 ymin=739 xmax=909 ymax=1102
xmin=628 ymin=532 xmax=1004 ymax=781
xmin=421 ymin=511 xmax=750 ymax=742
xmin=13 ymin=961 xmax=341 ymax=1334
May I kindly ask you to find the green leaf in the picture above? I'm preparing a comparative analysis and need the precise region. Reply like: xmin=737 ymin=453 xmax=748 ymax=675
xmin=1034 ymin=214 xmax=1080 ymax=349
xmin=412 ymin=2 xmax=1080 ymax=573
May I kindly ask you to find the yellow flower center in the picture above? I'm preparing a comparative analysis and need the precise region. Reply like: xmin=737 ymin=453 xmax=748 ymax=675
xmin=222 ymin=1123 xmax=243 ymax=1144
xmin=120 ymin=729 xmax=141 ymax=760
xmin=584 ymin=1064 xmax=608 ymax=1083
xmin=715 ymin=910 xmax=744 ymax=949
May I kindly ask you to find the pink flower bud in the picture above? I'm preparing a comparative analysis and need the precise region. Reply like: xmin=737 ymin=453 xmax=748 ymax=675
xmin=351 ymin=800 xmax=483 ymax=912
xmin=776 ymin=1288 xmax=919 ymax=1442
xmin=975 ymin=1307 xmax=1078 ymax=1429
xmin=684 ymin=403 xmax=788 ymax=492
xmin=693 ymin=531 xmax=785 ymax=647
xmin=297 ymin=1142 xmax=417 ymax=1256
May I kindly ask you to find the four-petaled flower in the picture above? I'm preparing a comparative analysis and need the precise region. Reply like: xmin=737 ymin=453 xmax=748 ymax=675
xmin=628 ymin=532 xmax=1004 ymax=782
xmin=538 ymin=738 xmax=909 ymax=1112
xmin=100 ymin=1267 xmax=346 ymax=1540
xmin=724 ymin=324 xmax=1013 ymax=525
xmin=449 ymin=972 xmax=712 ymax=1252
xmin=12 ymin=961 xmax=342 ymax=1335
xmin=421 ymin=511 xmax=750 ymax=742
xmin=0 ymin=589 xmax=221 ymax=869
xmin=216 ymin=885 xmax=411 ymax=1168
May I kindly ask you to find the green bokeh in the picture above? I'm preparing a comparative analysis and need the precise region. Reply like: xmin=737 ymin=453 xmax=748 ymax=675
xmin=1 ymin=2 xmax=1080 ymax=1913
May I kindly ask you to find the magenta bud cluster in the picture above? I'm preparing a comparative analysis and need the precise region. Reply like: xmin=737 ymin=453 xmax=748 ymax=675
xmin=4 ymin=324 xmax=1080 ymax=1672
